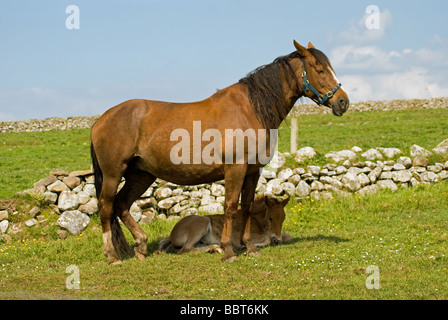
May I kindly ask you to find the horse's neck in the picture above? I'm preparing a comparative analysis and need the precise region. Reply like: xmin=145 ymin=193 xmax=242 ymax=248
xmin=281 ymin=57 xmax=303 ymax=117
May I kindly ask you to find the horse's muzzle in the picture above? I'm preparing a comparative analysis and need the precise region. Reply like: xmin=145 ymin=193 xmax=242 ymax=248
xmin=332 ymin=97 xmax=349 ymax=116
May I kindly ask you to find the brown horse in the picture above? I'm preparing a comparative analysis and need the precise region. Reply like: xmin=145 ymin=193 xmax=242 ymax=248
xmin=91 ymin=40 xmax=349 ymax=264
xmin=155 ymin=196 xmax=291 ymax=255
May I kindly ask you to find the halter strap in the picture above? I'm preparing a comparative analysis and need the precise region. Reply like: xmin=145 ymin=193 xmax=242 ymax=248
xmin=301 ymin=58 xmax=342 ymax=106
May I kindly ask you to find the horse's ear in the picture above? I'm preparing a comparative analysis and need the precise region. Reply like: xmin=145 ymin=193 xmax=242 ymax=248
xmin=308 ymin=41 xmax=316 ymax=49
xmin=293 ymin=40 xmax=309 ymax=57
xmin=281 ymin=196 xmax=290 ymax=207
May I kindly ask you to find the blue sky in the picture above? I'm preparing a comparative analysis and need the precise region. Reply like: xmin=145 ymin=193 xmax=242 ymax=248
xmin=1 ymin=0 xmax=448 ymax=121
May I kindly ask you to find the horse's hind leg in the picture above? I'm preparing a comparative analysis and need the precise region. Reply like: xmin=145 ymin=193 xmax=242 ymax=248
xmin=98 ymin=175 xmax=124 ymax=265
xmin=114 ymin=165 xmax=156 ymax=260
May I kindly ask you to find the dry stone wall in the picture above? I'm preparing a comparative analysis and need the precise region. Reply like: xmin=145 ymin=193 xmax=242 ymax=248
xmin=1 ymin=140 xmax=447 ymax=238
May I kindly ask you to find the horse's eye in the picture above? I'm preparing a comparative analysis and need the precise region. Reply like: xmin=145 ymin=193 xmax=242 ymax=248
xmin=317 ymin=69 xmax=324 ymax=74
xmin=269 ymin=218 xmax=273 ymax=222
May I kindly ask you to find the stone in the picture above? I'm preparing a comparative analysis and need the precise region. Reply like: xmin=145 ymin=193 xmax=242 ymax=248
xmin=293 ymin=167 xmax=306 ymax=175
xmin=77 ymin=191 xmax=91 ymax=205
xmin=266 ymin=179 xmax=283 ymax=196
xmin=130 ymin=203 xmax=142 ymax=221
xmin=68 ymin=169 xmax=93 ymax=177
xmin=141 ymin=187 xmax=153 ymax=198
xmin=335 ymin=166 xmax=348 ymax=175
xmin=158 ymin=196 xmax=187 ymax=210
xmin=261 ymin=167 xmax=277 ymax=179
xmin=361 ymin=149 xmax=383 ymax=160
xmin=28 ymin=206 xmax=40 ymax=217
xmin=392 ymin=170 xmax=412 ymax=183
xmin=62 ymin=176 xmax=81 ymax=189
xmin=376 ymin=180 xmax=398 ymax=192
xmin=25 ymin=218 xmax=38 ymax=227
xmin=358 ymin=173 xmax=370 ymax=187
xmin=78 ymin=198 xmax=98 ymax=215
xmin=0 ymin=220 xmax=9 ymax=233
xmin=320 ymin=176 xmax=343 ymax=189
xmin=83 ymin=184 xmax=96 ymax=197
xmin=287 ymin=174 xmax=301 ymax=185
xmin=58 ymin=191 xmax=80 ymax=211
xmin=432 ymin=146 xmax=448 ymax=157
xmin=295 ymin=147 xmax=317 ymax=163
xmin=436 ymin=139 xmax=448 ymax=148
xmin=412 ymin=157 xmax=429 ymax=167
xmin=281 ymin=182 xmax=296 ymax=196
xmin=179 ymin=208 xmax=199 ymax=217
xmin=396 ymin=156 xmax=412 ymax=169
xmin=295 ymin=180 xmax=311 ymax=198
xmin=410 ymin=144 xmax=432 ymax=158
xmin=168 ymin=203 xmax=189 ymax=215
xmin=210 ymin=183 xmax=225 ymax=197
xmin=325 ymin=150 xmax=356 ymax=163
xmin=379 ymin=171 xmax=393 ymax=180
xmin=368 ymin=167 xmax=382 ymax=183
xmin=154 ymin=187 xmax=173 ymax=200
xmin=47 ymin=180 xmax=70 ymax=193
xmin=341 ymin=173 xmax=361 ymax=192
xmin=199 ymin=203 xmax=224 ymax=214
xmin=351 ymin=146 xmax=363 ymax=153
xmin=50 ymin=169 xmax=69 ymax=177
xmin=392 ymin=163 xmax=406 ymax=171
xmin=0 ymin=210 xmax=8 ymax=221
xmin=311 ymin=181 xmax=325 ymax=191
xmin=427 ymin=165 xmax=443 ymax=173
xmin=377 ymin=147 xmax=402 ymax=159
xmin=33 ymin=175 xmax=57 ymax=189
xmin=268 ymin=151 xmax=285 ymax=170
xmin=43 ymin=191 xmax=58 ymax=204
xmin=358 ymin=185 xmax=379 ymax=196
xmin=438 ymin=171 xmax=448 ymax=180
xmin=57 ymin=229 xmax=67 ymax=239
xmin=307 ymin=165 xmax=321 ymax=176
xmin=201 ymin=194 xmax=217 ymax=206
xmin=277 ymin=168 xmax=293 ymax=181
xmin=420 ymin=171 xmax=438 ymax=183
xmin=57 ymin=210 xmax=90 ymax=235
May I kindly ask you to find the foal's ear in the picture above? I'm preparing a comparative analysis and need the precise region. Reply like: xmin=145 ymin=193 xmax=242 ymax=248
xmin=293 ymin=40 xmax=310 ymax=57
xmin=307 ymin=41 xmax=316 ymax=49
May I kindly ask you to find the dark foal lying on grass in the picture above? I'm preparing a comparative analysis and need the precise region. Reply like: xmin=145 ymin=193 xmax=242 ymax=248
xmin=156 ymin=196 xmax=292 ymax=255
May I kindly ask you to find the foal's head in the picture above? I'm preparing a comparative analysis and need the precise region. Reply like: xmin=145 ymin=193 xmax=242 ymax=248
xmin=252 ymin=196 xmax=289 ymax=244
xmin=293 ymin=40 xmax=349 ymax=116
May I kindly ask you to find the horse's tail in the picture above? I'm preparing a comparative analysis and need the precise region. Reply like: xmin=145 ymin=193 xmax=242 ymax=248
xmin=91 ymin=139 xmax=133 ymax=258
xmin=155 ymin=237 xmax=173 ymax=254
xmin=90 ymin=141 xmax=103 ymax=200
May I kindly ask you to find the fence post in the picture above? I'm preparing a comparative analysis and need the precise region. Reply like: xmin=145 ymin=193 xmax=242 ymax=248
xmin=291 ymin=117 xmax=298 ymax=154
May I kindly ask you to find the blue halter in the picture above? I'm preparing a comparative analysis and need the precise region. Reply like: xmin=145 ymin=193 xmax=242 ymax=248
xmin=301 ymin=58 xmax=342 ymax=106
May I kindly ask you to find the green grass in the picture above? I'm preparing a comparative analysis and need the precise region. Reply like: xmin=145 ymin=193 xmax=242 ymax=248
xmin=1 ymin=183 xmax=448 ymax=299
xmin=0 ymin=129 xmax=92 ymax=199
xmin=278 ymin=108 xmax=448 ymax=158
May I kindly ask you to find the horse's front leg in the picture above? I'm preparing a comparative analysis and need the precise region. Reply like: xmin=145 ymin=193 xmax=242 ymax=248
xmin=241 ymin=171 xmax=261 ymax=257
xmin=221 ymin=164 xmax=247 ymax=262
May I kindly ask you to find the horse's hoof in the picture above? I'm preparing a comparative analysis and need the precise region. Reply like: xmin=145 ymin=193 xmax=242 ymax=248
xmin=109 ymin=259 xmax=123 ymax=265
xmin=247 ymin=249 xmax=261 ymax=257
xmin=222 ymin=255 xmax=238 ymax=263
xmin=135 ymin=250 xmax=147 ymax=261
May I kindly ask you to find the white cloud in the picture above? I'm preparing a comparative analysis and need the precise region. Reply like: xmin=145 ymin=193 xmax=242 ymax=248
xmin=328 ymin=8 xmax=393 ymax=46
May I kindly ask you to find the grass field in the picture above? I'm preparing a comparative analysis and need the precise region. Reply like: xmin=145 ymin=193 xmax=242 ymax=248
xmin=1 ymin=183 xmax=448 ymax=300
xmin=1 ymin=107 xmax=448 ymax=300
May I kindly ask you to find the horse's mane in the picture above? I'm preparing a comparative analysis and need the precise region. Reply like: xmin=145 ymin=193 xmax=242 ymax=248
xmin=239 ymin=48 xmax=332 ymax=129
xmin=238 ymin=51 xmax=301 ymax=129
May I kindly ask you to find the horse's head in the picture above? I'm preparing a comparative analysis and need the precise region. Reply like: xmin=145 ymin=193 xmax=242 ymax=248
xmin=264 ymin=196 xmax=289 ymax=245
xmin=293 ymin=40 xmax=349 ymax=116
